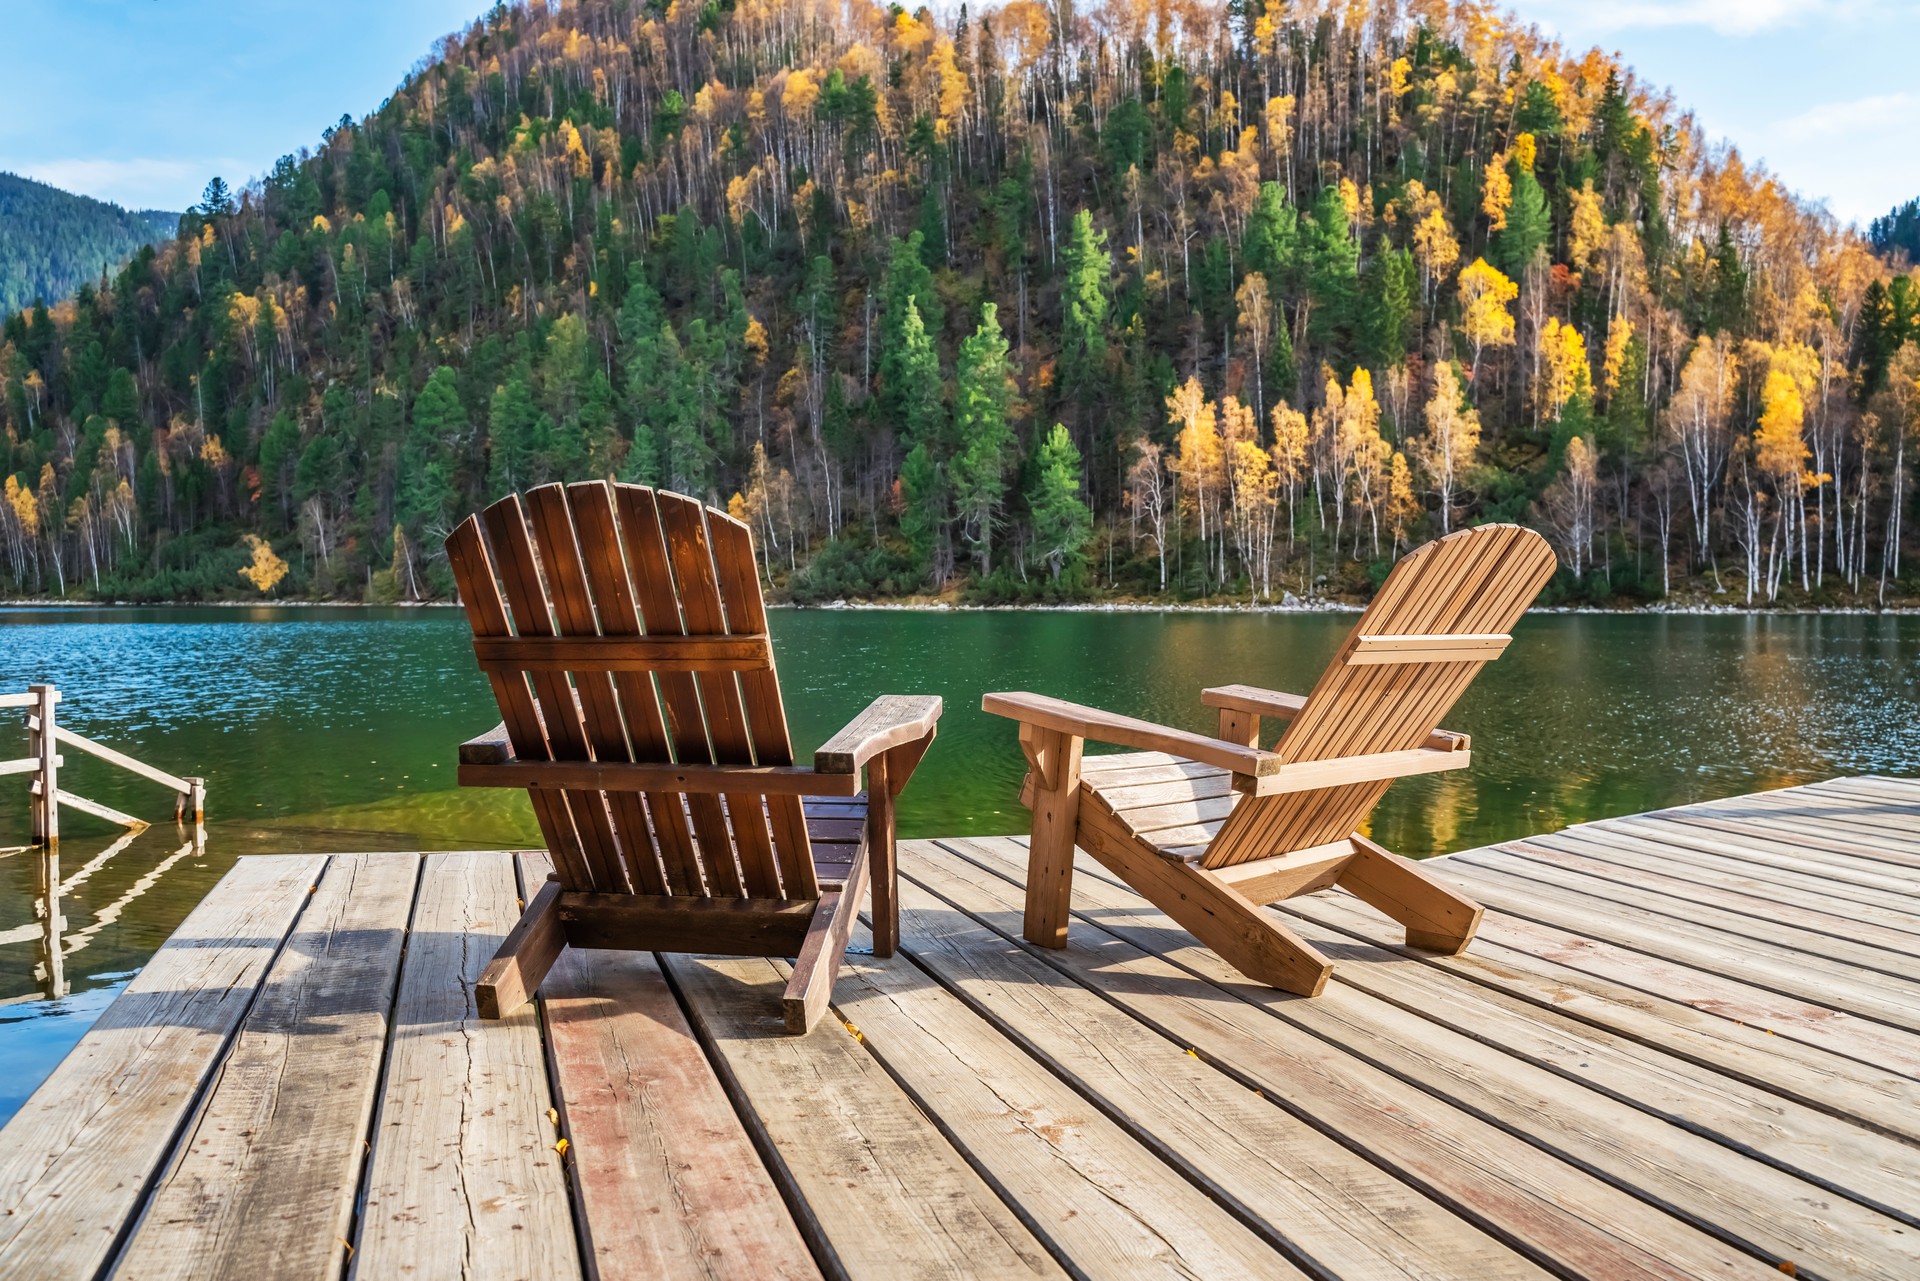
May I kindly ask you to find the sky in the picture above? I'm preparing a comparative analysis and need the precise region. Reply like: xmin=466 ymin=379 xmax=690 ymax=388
xmin=0 ymin=0 xmax=1916 ymax=228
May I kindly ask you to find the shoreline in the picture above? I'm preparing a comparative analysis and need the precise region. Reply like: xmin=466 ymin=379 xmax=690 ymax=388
xmin=2 ymin=596 xmax=1916 ymax=617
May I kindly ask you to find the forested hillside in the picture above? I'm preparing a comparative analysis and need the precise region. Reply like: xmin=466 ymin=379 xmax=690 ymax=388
xmin=4 ymin=0 xmax=1918 ymax=606
xmin=0 ymin=174 xmax=176 ymax=317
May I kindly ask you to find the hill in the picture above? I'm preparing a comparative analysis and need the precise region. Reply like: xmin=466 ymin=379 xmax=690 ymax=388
xmin=2 ymin=0 xmax=1917 ymax=607
xmin=0 ymin=173 xmax=176 ymax=316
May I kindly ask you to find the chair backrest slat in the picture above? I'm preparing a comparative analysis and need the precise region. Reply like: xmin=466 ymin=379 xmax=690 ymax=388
xmin=567 ymin=481 xmax=702 ymax=896
xmin=1203 ymin=525 xmax=1556 ymax=868
xmin=707 ymin=511 xmax=818 ymax=897
xmin=525 ymin=484 xmax=667 ymax=897
xmin=446 ymin=517 xmax=591 ymax=887
xmin=481 ymin=494 xmax=627 ymax=891
xmin=656 ymin=493 xmax=785 ymax=898
xmin=451 ymin=481 xmax=815 ymax=902
xmin=615 ymin=486 xmax=747 ymax=896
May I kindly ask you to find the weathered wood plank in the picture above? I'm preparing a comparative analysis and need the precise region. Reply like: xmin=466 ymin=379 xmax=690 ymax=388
xmin=829 ymin=930 xmax=1306 ymax=1280
xmin=664 ymin=952 xmax=1066 ymax=1280
xmin=1497 ymin=837 xmax=1920 ymax=956
xmin=926 ymin=838 xmax=1772 ymax=1281
xmin=1458 ymin=905 xmax=1920 ymax=1081
xmin=113 ymin=854 xmax=418 ymax=1281
xmin=1587 ymin=818 xmax=1920 ymax=916
xmin=1255 ymin=893 xmax=1920 ymax=1223
xmin=1275 ymin=888 xmax=1920 ymax=1145
xmin=0 ymin=855 xmax=324 ymax=1279
xmin=526 ymin=853 xmax=819 ymax=1281
xmin=893 ymin=853 xmax=1544 ymax=1280
xmin=353 ymin=852 xmax=579 ymax=1281
xmin=1440 ymin=856 xmax=1920 ymax=1030
xmin=1012 ymin=841 xmax=1920 ymax=1280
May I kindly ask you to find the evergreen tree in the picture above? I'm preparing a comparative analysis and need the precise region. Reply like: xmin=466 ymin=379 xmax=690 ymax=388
xmin=1242 ymin=182 xmax=1298 ymax=288
xmin=1027 ymin=423 xmax=1092 ymax=583
xmin=487 ymin=363 xmax=539 ymax=497
xmin=1303 ymin=186 xmax=1359 ymax=352
xmin=401 ymin=367 xmax=466 ymax=534
xmin=1057 ymin=210 xmax=1112 ymax=429
xmin=1495 ymin=166 xmax=1550 ymax=277
xmin=951 ymin=303 xmax=1018 ymax=574
xmin=1361 ymin=243 xmax=1415 ymax=368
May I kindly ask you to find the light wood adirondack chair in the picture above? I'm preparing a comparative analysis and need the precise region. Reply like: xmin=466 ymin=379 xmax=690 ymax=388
xmin=447 ymin=480 xmax=941 ymax=1033
xmin=984 ymin=524 xmax=1556 ymax=996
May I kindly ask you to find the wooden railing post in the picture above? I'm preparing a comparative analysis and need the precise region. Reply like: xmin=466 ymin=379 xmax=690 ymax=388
xmin=30 ymin=684 xmax=58 ymax=845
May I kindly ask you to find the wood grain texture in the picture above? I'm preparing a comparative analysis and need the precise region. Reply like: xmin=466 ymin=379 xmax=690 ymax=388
xmin=830 ymin=936 xmax=1308 ymax=1280
xmin=353 ymin=852 xmax=579 ymax=1281
xmin=889 ymin=862 xmax=1542 ymax=1280
xmin=114 ymin=854 xmax=418 ymax=1281
xmin=927 ymin=838 xmax=1766 ymax=1281
xmin=666 ymin=952 xmax=1067 ymax=1280
xmin=526 ymin=855 xmax=820 ymax=1281
xmin=0 ymin=855 xmax=323 ymax=1280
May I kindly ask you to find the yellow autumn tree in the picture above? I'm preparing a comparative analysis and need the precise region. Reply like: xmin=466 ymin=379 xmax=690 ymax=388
xmin=238 ymin=535 xmax=289 ymax=594
xmin=1537 ymin=318 xmax=1592 ymax=421
xmin=1269 ymin=400 xmax=1309 ymax=551
xmin=1458 ymin=258 xmax=1518 ymax=376
xmin=1167 ymin=376 xmax=1224 ymax=551
xmin=1481 ymin=150 xmax=1512 ymax=231
xmin=1387 ymin=451 xmax=1419 ymax=552
xmin=1567 ymin=181 xmax=1607 ymax=273
xmin=1413 ymin=361 xmax=1482 ymax=535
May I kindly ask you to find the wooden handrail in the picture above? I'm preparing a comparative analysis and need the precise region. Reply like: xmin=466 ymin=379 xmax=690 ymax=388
xmin=10 ymin=684 xmax=204 ymax=839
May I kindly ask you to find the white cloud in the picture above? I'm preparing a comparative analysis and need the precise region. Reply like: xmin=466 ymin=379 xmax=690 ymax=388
xmin=15 ymin=157 xmax=234 ymax=213
xmin=1778 ymin=91 xmax=1918 ymax=142
xmin=1526 ymin=0 xmax=1847 ymax=37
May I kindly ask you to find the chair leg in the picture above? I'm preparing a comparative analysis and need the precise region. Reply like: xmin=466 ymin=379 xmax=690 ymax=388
xmin=1076 ymin=803 xmax=1333 ymax=997
xmin=782 ymin=838 xmax=871 ymax=1034
xmin=477 ymin=877 xmax=566 ymax=1020
xmin=1020 ymin=725 xmax=1083 ymax=949
xmin=867 ymin=752 xmax=899 ymax=958
xmin=1339 ymin=835 xmax=1484 ymax=954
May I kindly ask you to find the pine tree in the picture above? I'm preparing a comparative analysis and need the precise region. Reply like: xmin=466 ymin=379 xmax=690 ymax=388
xmin=1058 ymin=210 xmax=1112 ymax=429
xmin=1303 ymin=185 xmax=1359 ymax=353
xmin=1028 ymin=423 xmax=1093 ymax=583
xmin=951 ymin=303 xmax=1018 ymax=575
xmin=1495 ymin=167 xmax=1550 ymax=277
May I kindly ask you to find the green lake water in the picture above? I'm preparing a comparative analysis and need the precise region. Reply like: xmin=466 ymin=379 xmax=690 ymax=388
xmin=2 ymin=605 xmax=1917 ymax=1123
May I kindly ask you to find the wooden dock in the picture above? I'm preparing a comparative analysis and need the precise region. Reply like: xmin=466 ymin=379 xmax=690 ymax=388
xmin=3 ymin=775 xmax=1918 ymax=1280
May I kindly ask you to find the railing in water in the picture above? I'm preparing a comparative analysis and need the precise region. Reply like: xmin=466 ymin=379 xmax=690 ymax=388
xmin=2 ymin=684 xmax=206 ymax=843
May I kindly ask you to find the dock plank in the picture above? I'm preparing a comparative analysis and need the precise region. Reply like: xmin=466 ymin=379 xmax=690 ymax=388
xmin=114 ymin=853 xmax=417 ymax=1281
xmin=888 ymin=867 xmax=1546 ymax=1280
xmin=923 ymin=838 xmax=1772 ymax=1281
xmin=353 ymin=852 xmax=579 ymax=1281
xmin=828 ymin=931 xmax=1310 ymax=1280
xmin=0 ymin=855 xmax=323 ymax=1280
xmin=527 ymin=853 xmax=820 ymax=1281
xmin=1012 ymin=843 xmax=1920 ymax=1280
xmin=664 ymin=952 xmax=1066 ymax=1281
xmin=1277 ymin=889 xmax=1920 ymax=1145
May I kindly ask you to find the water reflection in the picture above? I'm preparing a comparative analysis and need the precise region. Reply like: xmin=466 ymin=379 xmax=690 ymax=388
xmin=1 ymin=826 xmax=205 ymax=1002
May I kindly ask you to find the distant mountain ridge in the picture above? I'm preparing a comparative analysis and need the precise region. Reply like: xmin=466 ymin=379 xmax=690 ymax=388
xmin=0 ymin=173 xmax=177 ymax=314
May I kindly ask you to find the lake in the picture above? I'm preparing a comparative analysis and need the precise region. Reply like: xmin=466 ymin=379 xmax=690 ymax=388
xmin=3 ymin=605 xmax=1917 ymax=1123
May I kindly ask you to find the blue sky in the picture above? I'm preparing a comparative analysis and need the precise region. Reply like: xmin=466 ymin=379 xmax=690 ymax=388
xmin=1 ymin=0 xmax=1915 ymax=228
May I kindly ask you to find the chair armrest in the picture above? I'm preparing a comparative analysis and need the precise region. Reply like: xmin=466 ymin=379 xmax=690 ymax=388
xmin=815 ymin=695 xmax=943 ymax=774
xmin=1201 ymin=684 xmax=1308 ymax=719
xmin=981 ymin=691 xmax=1281 ymax=779
xmin=460 ymin=722 xmax=513 ymax=765
xmin=1201 ymin=685 xmax=1469 ymax=753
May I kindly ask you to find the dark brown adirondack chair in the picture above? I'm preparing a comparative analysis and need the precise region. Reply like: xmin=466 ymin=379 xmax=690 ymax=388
xmin=985 ymin=524 xmax=1556 ymax=996
xmin=447 ymin=480 xmax=941 ymax=1034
